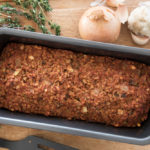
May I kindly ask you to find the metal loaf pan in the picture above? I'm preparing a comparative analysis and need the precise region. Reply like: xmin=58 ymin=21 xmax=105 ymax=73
xmin=0 ymin=28 xmax=150 ymax=145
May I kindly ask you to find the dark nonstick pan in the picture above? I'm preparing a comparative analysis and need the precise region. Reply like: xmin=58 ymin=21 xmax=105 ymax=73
xmin=0 ymin=28 xmax=150 ymax=145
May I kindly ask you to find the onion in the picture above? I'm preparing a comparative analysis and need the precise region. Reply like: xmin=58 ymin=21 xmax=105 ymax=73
xmin=78 ymin=6 xmax=121 ymax=43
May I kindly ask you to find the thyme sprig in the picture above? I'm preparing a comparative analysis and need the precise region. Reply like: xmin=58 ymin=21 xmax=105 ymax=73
xmin=0 ymin=1 xmax=61 ymax=35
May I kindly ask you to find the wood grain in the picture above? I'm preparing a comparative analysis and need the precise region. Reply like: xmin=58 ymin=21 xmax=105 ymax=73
xmin=0 ymin=125 xmax=150 ymax=150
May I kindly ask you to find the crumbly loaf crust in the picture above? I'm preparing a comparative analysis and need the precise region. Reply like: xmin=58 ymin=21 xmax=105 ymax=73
xmin=0 ymin=43 xmax=150 ymax=127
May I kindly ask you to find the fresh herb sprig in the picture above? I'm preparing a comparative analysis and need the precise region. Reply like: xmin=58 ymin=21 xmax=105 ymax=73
xmin=0 ymin=0 xmax=61 ymax=35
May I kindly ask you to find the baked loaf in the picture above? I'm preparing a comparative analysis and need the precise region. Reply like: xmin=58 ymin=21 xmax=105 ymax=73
xmin=0 ymin=43 xmax=150 ymax=127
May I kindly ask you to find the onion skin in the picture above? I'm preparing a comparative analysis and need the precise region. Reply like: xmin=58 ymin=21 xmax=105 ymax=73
xmin=79 ymin=6 xmax=121 ymax=43
xmin=116 ymin=5 xmax=128 ymax=24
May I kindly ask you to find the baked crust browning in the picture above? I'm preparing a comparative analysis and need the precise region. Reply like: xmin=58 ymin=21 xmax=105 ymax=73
xmin=0 ymin=43 xmax=150 ymax=127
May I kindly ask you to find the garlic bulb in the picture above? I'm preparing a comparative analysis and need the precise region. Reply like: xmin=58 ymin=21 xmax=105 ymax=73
xmin=128 ymin=2 xmax=150 ymax=45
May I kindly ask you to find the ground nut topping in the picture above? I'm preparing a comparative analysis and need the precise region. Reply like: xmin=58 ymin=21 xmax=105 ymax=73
xmin=20 ymin=45 xmax=24 ymax=50
xmin=82 ymin=106 xmax=88 ymax=113
xmin=91 ymin=88 xmax=100 ymax=96
xmin=28 ymin=56 xmax=34 ymax=60
xmin=130 ymin=65 xmax=136 ymax=70
xmin=117 ymin=109 xmax=124 ymax=115
xmin=120 ymin=85 xmax=129 ymax=92
xmin=13 ymin=69 xmax=21 ymax=76
xmin=0 ymin=43 xmax=150 ymax=127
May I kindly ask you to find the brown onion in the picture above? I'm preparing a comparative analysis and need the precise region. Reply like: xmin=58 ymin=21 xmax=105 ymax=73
xmin=78 ymin=6 xmax=121 ymax=43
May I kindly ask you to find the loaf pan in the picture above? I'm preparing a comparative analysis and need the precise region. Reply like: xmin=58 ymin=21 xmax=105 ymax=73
xmin=0 ymin=28 xmax=150 ymax=145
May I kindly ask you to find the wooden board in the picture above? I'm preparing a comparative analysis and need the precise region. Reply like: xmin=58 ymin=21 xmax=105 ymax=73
xmin=0 ymin=124 xmax=150 ymax=150
xmin=0 ymin=0 xmax=150 ymax=48
xmin=49 ymin=0 xmax=150 ymax=49
xmin=0 ymin=0 xmax=150 ymax=150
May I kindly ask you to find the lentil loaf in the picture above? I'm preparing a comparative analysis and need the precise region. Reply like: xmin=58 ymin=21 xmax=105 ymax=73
xmin=0 ymin=43 xmax=150 ymax=127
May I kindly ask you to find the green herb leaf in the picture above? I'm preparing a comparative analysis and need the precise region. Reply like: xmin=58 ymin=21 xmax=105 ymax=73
xmin=0 ymin=0 xmax=61 ymax=35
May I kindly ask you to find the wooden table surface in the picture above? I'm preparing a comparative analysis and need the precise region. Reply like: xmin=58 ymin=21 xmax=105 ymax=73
xmin=0 ymin=0 xmax=150 ymax=150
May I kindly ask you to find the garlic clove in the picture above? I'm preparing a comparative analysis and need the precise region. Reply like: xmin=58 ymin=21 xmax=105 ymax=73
xmin=131 ymin=32 xmax=150 ymax=45
xmin=116 ymin=5 xmax=128 ymax=24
